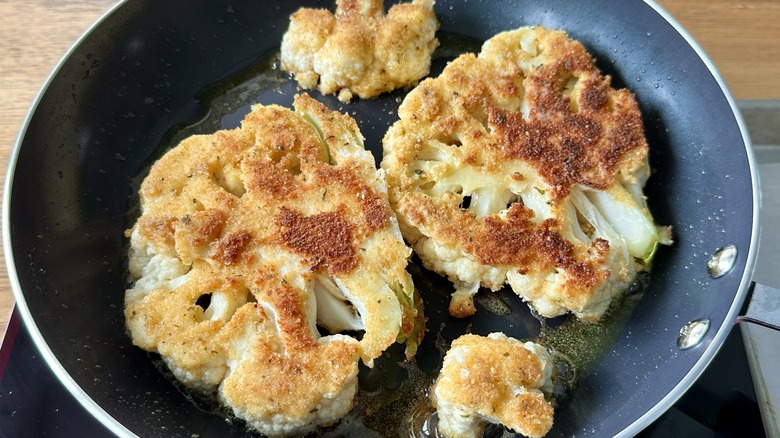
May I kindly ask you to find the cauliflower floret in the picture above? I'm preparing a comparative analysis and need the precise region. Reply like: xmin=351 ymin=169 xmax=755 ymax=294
xmin=381 ymin=26 xmax=671 ymax=321
xmin=125 ymin=94 xmax=423 ymax=435
xmin=431 ymin=333 xmax=555 ymax=438
xmin=218 ymin=302 xmax=361 ymax=437
xmin=280 ymin=0 xmax=439 ymax=102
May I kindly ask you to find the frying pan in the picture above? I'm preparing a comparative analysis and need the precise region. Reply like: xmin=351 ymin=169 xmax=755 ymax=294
xmin=2 ymin=0 xmax=763 ymax=436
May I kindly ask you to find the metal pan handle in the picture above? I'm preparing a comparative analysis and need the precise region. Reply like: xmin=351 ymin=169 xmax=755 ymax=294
xmin=735 ymin=282 xmax=780 ymax=437
xmin=736 ymin=282 xmax=780 ymax=330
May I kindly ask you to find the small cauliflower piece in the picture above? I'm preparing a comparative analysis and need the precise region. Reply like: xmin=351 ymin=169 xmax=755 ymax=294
xmin=280 ymin=0 xmax=439 ymax=102
xmin=432 ymin=333 xmax=555 ymax=438
xmin=381 ymin=26 xmax=671 ymax=321
xmin=125 ymin=94 xmax=422 ymax=435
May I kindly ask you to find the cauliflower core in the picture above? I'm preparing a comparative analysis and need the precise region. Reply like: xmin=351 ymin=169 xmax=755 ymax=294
xmin=280 ymin=0 xmax=439 ymax=102
xmin=125 ymin=94 xmax=423 ymax=436
xmin=381 ymin=26 xmax=670 ymax=321
xmin=431 ymin=333 xmax=555 ymax=438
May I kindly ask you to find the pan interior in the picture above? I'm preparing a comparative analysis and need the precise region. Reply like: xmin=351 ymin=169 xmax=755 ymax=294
xmin=4 ymin=0 xmax=757 ymax=437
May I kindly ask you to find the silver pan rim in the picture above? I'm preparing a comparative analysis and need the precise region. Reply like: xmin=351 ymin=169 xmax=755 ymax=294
xmin=2 ymin=0 xmax=136 ymax=436
xmin=617 ymin=1 xmax=762 ymax=436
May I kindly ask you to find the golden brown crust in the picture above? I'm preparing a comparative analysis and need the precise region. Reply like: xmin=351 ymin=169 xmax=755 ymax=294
xmin=315 ymin=164 xmax=389 ymax=234
xmin=381 ymin=26 xmax=648 ymax=319
xmin=432 ymin=334 xmax=554 ymax=438
xmin=280 ymin=0 xmax=439 ymax=101
xmin=125 ymin=94 xmax=420 ymax=433
xmin=276 ymin=206 xmax=358 ymax=276
xmin=134 ymin=215 xmax=177 ymax=248
xmin=218 ymin=304 xmax=361 ymax=430
xmin=488 ymin=91 xmax=647 ymax=201
xmin=210 ymin=230 xmax=253 ymax=266
xmin=133 ymin=95 xmax=398 ymax=281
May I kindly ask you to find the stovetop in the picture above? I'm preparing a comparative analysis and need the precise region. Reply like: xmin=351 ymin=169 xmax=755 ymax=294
xmin=1 ymin=101 xmax=776 ymax=437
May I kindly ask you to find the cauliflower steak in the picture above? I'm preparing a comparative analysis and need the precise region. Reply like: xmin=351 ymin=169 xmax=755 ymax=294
xmin=125 ymin=94 xmax=422 ymax=436
xmin=280 ymin=0 xmax=439 ymax=102
xmin=431 ymin=333 xmax=555 ymax=438
xmin=381 ymin=26 xmax=670 ymax=321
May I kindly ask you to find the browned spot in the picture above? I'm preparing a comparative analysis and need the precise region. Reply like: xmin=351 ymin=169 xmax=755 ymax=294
xmin=176 ymin=209 xmax=226 ymax=248
xmin=211 ymin=230 xmax=252 ymax=265
xmin=135 ymin=216 xmax=177 ymax=247
xmin=404 ymin=193 xmax=609 ymax=300
xmin=462 ymin=33 xmax=649 ymax=202
xmin=488 ymin=92 xmax=644 ymax=200
xmin=534 ymin=222 xmax=606 ymax=290
xmin=524 ymin=67 xmax=571 ymax=117
xmin=360 ymin=188 xmax=388 ymax=232
xmin=244 ymin=158 xmax=299 ymax=198
xmin=579 ymin=75 xmax=610 ymax=111
xmin=495 ymin=72 xmax=522 ymax=99
xmin=316 ymin=164 xmax=388 ymax=233
xmin=449 ymin=297 xmax=476 ymax=318
xmin=465 ymin=206 xmax=608 ymax=291
xmin=511 ymin=172 xmax=525 ymax=182
xmin=173 ymin=209 xmax=227 ymax=264
xmin=276 ymin=206 xmax=357 ymax=275
xmin=467 ymin=204 xmax=538 ymax=267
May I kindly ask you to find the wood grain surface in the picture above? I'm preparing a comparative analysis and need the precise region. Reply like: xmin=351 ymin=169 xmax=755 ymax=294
xmin=1 ymin=0 xmax=779 ymax=336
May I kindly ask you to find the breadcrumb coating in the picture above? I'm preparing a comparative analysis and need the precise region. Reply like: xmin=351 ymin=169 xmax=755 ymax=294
xmin=280 ymin=0 xmax=439 ymax=102
xmin=431 ymin=333 xmax=554 ymax=438
xmin=381 ymin=26 xmax=666 ymax=320
xmin=125 ymin=94 xmax=422 ymax=435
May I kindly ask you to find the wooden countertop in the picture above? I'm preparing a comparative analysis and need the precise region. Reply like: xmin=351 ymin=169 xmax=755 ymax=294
xmin=1 ymin=0 xmax=779 ymax=336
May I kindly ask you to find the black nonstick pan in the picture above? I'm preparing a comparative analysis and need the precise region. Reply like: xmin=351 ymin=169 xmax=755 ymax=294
xmin=2 ymin=0 xmax=763 ymax=436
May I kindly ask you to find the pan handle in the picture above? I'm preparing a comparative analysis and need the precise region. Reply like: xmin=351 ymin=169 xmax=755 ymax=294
xmin=735 ymin=282 xmax=780 ymax=330
xmin=736 ymin=282 xmax=780 ymax=437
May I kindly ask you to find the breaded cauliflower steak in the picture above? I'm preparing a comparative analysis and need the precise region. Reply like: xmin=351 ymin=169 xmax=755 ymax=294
xmin=432 ymin=333 xmax=554 ymax=438
xmin=125 ymin=94 xmax=422 ymax=436
xmin=381 ymin=26 xmax=668 ymax=320
xmin=280 ymin=0 xmax=439 ymax=102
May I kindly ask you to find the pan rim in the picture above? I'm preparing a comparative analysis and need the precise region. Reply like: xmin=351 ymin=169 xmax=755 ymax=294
xmin=1 ymin=1 xmax=762 ymax=437
xmin=1 ymin=1 xmax=137 ymax=436
xmin=615 ymin=1 xmax=762 ymax=436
